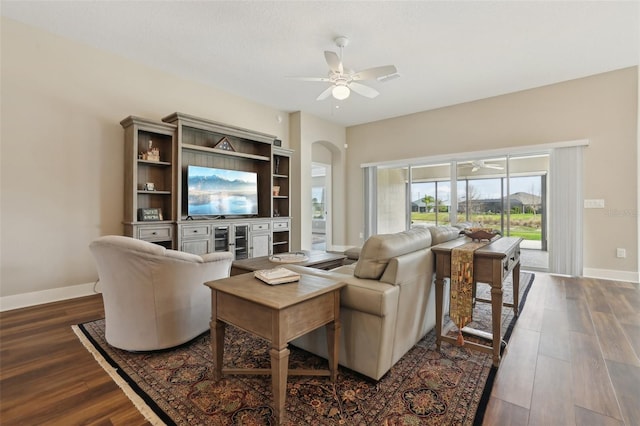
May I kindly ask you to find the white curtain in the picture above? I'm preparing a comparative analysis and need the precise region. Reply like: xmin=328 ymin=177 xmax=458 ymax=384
xmin=549 ymin=146 xmax=584 ymax=276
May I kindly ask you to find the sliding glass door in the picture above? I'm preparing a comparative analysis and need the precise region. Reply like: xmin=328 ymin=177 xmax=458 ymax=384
xmin=508 ymin=155 xmax=548 ymax=251
xmin=456 ymin=155 xmax=548 ymax=268
xmin=366 ymin=153 xmax=550 ymax=270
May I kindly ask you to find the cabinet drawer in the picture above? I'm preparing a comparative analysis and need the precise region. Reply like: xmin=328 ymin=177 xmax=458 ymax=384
xmin=273 ymin=220 xmax=289 ymax=230
xmin=138 ymin=226 xmax=172 ymax=240
xmin=181 ymin=225 xmax=211 ymax=238
xmin=503 ymin=247 xmax=520 ymax=274
xmin=251 ymin=222 xmax=270 ymax=232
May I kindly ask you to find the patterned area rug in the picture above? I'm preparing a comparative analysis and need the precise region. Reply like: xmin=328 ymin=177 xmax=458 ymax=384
xmin=74 ymin=272 xmax=534 ymax=425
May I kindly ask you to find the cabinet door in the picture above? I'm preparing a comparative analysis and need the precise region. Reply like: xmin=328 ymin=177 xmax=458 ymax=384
xmin=180 ymin=224 xmax=211 ymax=255
xmin=232 ymin=225 xmax=249 ymax=260
xmin=182 ymin=239 xmax=210 ymax=255
xmin=213 ymin=226 xmax=230 ymax=252
xmin=251 ymin=233 xmax=270 ymax=258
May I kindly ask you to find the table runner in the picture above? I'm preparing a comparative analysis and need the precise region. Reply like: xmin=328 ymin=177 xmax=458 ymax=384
xmin=450 ymin=241 xmax=490 ymax=345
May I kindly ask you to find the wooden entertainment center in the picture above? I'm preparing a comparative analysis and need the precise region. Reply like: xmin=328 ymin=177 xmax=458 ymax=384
xmin=120 ymin=112 xmax=292 ymax=259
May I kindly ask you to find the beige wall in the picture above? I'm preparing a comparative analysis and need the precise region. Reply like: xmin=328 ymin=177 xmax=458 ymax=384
xmin=0 ymin=18 xmax=291 ymax=304
xmin=347 ymin=67 xmax=638 ymax=279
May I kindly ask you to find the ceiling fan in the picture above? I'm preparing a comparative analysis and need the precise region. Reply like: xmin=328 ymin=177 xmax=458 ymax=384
xmin=462 ymin=160 xmax=505 ymax=172
xmin=294 ymin=36 xmax=399 ymax=101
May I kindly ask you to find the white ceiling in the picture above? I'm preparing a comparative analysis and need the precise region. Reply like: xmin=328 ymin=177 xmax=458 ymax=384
xmin=2 ymin=1 xmax=638 ymax=127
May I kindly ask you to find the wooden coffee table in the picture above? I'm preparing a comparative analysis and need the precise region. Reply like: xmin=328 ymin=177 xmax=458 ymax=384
xmin=231 ymin=250 xmax=346 ymax=276
xmin=205 ymin=272 xmax=345 ymax=425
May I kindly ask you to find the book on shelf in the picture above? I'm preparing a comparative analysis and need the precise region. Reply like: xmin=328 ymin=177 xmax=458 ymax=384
xmin=254 ymin=267 xmax=300 ymax=285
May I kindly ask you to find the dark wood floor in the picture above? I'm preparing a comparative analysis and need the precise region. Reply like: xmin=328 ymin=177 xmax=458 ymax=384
xmin=0 ymin=294 xmax=149 ymax=425
xmin=484 ymin=273 xmax=640 ymax=425
xmin=0 ymin=273 xmax=638 ymax=425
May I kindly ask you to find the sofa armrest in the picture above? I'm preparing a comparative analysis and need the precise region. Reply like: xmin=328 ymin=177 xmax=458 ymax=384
xmin=338 ymin=276 xmax=399 ymax=317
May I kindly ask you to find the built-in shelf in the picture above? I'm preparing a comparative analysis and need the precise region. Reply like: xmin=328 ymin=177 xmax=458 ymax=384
xmin=138 ymin=160 xmax=171 ymax=167
xmin=121 ymin=116 xmax=177 ymax=248
xmin=137 ymin=190 xmax=171 ymax=195
xmin=182 ymin=143 xmax=270 ymax=162
xmin=126 ymin=220 xmax=173 ymax=225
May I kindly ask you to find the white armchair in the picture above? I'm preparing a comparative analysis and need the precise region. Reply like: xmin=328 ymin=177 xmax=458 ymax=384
xmin=89 ymin=235 xmax=233 ymax=351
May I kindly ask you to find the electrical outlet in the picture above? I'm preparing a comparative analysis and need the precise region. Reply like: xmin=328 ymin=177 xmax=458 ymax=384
xmin=616 ymin=248 xmax=626 ymax=258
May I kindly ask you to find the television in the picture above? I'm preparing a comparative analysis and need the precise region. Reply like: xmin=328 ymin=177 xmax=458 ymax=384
xmin=186 ymin=165 xmax=258 ymax=217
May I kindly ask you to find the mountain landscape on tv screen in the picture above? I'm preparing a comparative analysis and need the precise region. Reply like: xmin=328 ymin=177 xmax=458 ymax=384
xmin=188 ymin=171 xmax=257 ymax=216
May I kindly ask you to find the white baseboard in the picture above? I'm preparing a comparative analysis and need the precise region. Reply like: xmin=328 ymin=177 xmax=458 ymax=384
xmin=0 ymin=281 xmax=101 ymax=312
xmin=582 ymin=268 xmax=639 ymax=283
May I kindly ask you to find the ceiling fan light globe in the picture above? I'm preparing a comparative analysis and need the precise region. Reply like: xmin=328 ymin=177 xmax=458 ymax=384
xmin=332 ymin=85 xmax=350 ymax=100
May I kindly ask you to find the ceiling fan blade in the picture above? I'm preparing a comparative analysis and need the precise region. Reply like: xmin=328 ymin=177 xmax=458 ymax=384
xmin=378 ymin=72 xmax=401 ymax=82
xmin=288 ymin=76 xmax=330 ymax=82
xmin=324 ymin=51 xmax=343 ymax=74
xmin=485 ymin=164 xmax=504 ymax=170
xmin=352 ymin=65 xmax=398 ymax=81
xmin=316 ymin=86 xmax=334 ymax=101
xmin=349 ymin=82 xmax=379 ymax=99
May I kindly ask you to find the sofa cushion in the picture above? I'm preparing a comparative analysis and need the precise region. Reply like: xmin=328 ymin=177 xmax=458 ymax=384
xmin=354 ymin=228 xmax=432 ymax=280
xmin=428 ymin=226 xmax=462 ymax=245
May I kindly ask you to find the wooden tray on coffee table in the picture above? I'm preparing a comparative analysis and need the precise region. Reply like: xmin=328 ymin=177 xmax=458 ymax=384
xmin=231 ymin=250 xmax=346 ymax=275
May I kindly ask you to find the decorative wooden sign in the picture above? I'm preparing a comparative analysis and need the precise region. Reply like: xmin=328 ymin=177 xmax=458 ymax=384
xmin=138 ymin=208 xmax=163 ymax=221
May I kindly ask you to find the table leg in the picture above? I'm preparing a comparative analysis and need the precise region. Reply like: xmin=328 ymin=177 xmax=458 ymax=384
xmin=435 ymin=256 xmax=445 ymax=351
xmin=211 ymin=320 xmax=225 ymax=381
xmin=326 ymin=320 xmax=341 ymax=382
xmin=270 ymin=346 xmax=290 ymax=425
xmin=513 ymin=261 xmax=521 ymax=317
xmin=210 ymin=290 xmax=225 ymax=381
xmin=490 ymin=279 xmax=503 ymax=367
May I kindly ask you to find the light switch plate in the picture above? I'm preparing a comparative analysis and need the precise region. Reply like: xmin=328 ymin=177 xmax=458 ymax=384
xmin=584 ymin=199 xmax=605 ymax=208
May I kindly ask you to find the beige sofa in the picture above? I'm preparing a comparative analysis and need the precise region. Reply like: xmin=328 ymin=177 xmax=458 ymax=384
xmin=90 ymin=235 xmax=233 ymax=351
xmin=284 ymin=226 xmax=461 ymax=380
